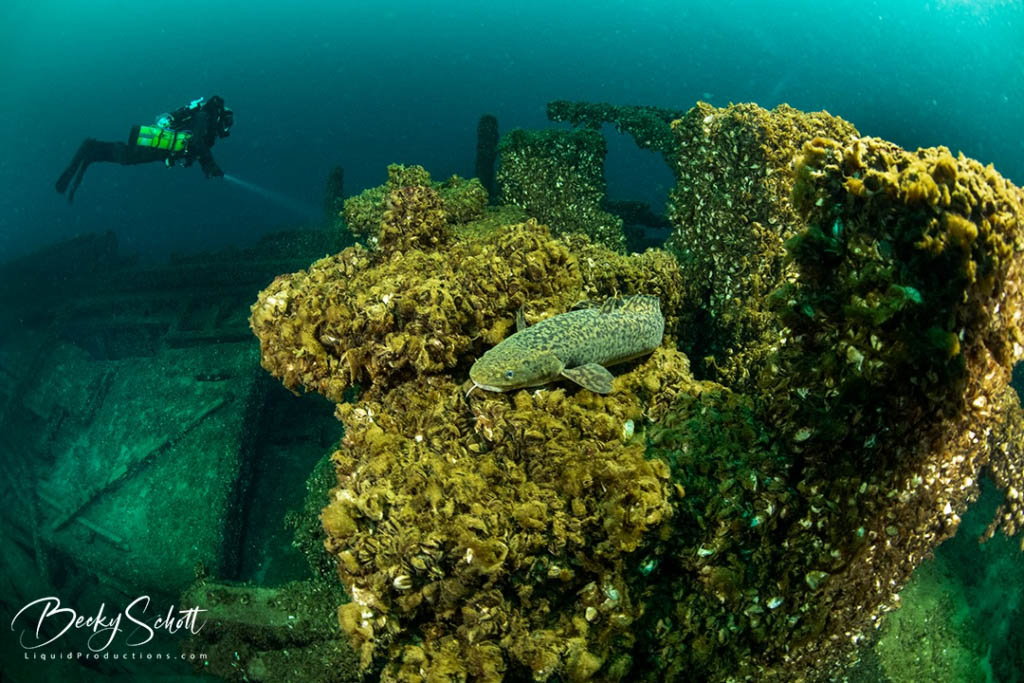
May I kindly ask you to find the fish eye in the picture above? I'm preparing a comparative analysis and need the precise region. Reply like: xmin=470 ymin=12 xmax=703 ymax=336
xmin=505 ymin=370 xmax=514 ymax=379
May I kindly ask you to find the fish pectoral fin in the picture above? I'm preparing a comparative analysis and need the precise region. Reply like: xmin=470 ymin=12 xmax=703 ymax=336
xmin=515 ymin=308 xmax=528 ymax=332
xmin=561 ymin=363 xmax=614 ymax=394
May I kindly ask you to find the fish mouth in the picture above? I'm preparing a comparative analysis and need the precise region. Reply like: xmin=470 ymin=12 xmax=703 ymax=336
xmin=466 ymin=380 xmax=506 ymax=397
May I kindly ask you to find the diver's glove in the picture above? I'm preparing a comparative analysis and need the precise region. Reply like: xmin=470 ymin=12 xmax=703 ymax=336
xmin=203 ymin=160 xmax=224 ymax=178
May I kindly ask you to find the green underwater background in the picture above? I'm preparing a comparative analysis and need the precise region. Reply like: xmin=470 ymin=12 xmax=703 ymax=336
xmin=3 ymin=1 xmax=1024 ymax=682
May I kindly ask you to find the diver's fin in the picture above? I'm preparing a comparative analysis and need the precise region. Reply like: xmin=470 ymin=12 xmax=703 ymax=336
xmin=55 ymin=167 xmax=74 ymax=194
xmin=67 ymin=160 xmax=90 ymax=204
xmin=56 ymin=155 xmax=82 ymax=194
xmin=57 ymin=139 xmax=102 ymax=203
xmin=561 ymin=363 xmax=614 ymax=394
xmin=515 ymin=308 xmax=528 ymax=332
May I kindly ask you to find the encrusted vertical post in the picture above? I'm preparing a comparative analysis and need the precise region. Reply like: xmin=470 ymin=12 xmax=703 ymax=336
xmin=475 ymin=114 xmax=498 ymax=201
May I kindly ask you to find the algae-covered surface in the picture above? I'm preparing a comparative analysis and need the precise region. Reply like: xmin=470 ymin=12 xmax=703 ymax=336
xmin=245 ymin=102 xmax=1024 ymax=681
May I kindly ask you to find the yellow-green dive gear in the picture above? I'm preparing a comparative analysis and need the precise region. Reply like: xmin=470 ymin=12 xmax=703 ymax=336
xmin=132 ymin=125 xmax=192 ymax=153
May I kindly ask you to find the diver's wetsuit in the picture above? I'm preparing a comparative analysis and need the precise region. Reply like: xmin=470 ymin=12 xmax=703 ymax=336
xmin=55 ymin=97 xmax=230 ymax=203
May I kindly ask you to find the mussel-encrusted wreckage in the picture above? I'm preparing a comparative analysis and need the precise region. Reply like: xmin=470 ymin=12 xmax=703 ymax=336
xmin=249 ymin=103 xmax=1024 ymax=681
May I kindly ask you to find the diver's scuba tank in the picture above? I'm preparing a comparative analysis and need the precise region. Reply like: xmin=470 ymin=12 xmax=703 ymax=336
xmin=129 ymin=98 xmax=204 ymax=153
xmin=130 ymin=125 xmax=192 ymax=153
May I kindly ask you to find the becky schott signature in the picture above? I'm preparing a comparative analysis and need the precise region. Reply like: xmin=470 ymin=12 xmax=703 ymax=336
xmin=11 ymin=596 xmax=207 ymax=652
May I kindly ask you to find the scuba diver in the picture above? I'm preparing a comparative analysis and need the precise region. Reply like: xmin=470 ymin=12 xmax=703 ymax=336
xmin=55 ymin=95 xmax=234 ymax=203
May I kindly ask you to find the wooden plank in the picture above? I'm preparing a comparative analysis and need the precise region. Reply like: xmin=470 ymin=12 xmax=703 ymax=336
xmin=46 ymin=396 xmax=229 ymax=533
